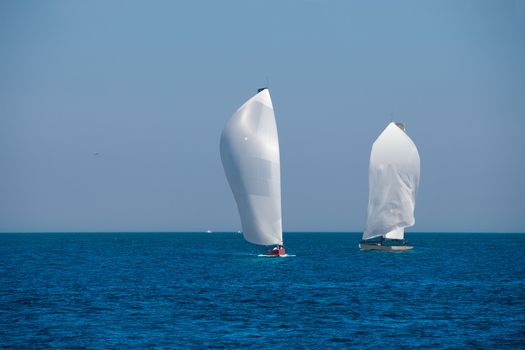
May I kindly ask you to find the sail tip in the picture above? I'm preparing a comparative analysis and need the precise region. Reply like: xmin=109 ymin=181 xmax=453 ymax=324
xmin=257 ymin=87 xmax=268 ymax=93
xmin=394 ymin=122 xmax=406 ymax=131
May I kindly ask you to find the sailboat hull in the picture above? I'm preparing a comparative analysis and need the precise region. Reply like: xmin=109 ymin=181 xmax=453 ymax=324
xmin=258 ymin=246 xmax=287 ymax=257
xmin=359 ymin=243 xmax=413 ymax=251
xmin=267 ymin=246 xmax=286 ymax=257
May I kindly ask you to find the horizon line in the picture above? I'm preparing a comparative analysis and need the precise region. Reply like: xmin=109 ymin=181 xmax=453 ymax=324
xmin=0 ymin=231 xmax=524 ymax=234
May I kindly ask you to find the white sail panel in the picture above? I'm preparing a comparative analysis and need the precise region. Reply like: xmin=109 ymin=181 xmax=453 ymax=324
xmin=363 ymin=122 xmax=420 ymax=240
xmin=383 ymin=228 xmax=404 ymax=239
xmin=220 ymin=89 xmax=282 ymax=246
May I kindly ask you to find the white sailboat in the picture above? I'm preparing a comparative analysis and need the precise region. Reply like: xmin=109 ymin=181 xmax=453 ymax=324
xmin=220 ymin=88 xmax=286 ymax=257
xmin=360 ymin=122 xmax=420 ymax=251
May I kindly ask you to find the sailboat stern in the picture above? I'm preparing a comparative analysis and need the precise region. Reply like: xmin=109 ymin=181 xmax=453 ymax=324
xmin=264 ymin=245 xmax=286 ymax=257
xmin=359 ymin=238 xmax=413 ymax=251
xmin=359 ymin=243 xmax=413 ymax=251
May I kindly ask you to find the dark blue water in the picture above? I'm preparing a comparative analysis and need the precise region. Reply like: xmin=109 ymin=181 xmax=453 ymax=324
xmin=1 ymin=233 xmax=524 ymax=349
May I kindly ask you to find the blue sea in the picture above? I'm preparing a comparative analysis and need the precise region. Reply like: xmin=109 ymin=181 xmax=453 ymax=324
xmin=0 ymin=232 xmax=524 ymax=349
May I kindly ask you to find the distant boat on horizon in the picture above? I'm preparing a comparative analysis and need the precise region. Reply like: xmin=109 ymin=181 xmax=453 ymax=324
xmin=220 ymin=88 xmax=286 ymax=257
xmin=359 ymin=122 xmax=420 ymax=251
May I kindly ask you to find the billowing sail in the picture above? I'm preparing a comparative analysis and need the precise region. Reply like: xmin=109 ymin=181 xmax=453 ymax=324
xmin=363 ymin=122 xmax=420 ymax=240
xmin=220 ymin=89 xmax=282 ymax=246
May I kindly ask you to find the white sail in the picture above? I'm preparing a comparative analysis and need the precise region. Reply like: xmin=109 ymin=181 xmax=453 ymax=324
xmin=363 ymin=122 xmax=420 ymax=240
xmin=383 ymin=227 xmax=404 ymax=240
xmin=220 ymin=89 xmax=282 ymax=246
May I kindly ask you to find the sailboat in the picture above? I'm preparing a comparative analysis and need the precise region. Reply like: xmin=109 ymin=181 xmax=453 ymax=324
xmin=359 ymin=122 xmax=420 ymax=251
xmin=220 ymin=88 xmax=286 ymax=257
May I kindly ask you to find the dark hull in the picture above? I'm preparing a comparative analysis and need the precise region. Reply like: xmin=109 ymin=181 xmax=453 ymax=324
xmin=359 ymin=238 xmax=413 ymax=251
xmin=359 ymin=243 xmax=413 ymax=251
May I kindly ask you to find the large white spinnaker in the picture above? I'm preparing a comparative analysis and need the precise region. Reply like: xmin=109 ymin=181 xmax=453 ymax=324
xmin=363 ymin=122 xmax=420 ymax=241
xmin=220 ymin=89 xmax=283 ymax=246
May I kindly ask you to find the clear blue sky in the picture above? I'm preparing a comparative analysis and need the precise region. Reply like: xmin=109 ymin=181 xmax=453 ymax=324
xmin=1 ymin=0 xmax=524 ymax=233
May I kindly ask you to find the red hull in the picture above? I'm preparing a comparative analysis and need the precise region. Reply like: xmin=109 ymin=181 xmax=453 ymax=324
xmin=267 ymin=247 xmax=286 ymax=257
